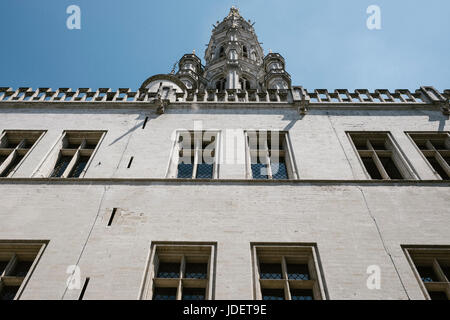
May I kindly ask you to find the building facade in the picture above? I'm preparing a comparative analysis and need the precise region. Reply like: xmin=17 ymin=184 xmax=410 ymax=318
xmin=0 ymin=8 xmax=449 ymax=300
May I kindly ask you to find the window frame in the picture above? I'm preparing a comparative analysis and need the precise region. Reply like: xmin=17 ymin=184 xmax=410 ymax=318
xmin=406 ymin=131 xmax=450 ymax=180
xmin=251 ymin=243 xmax=327 ymax=300
xmin=0 ymin=130 xmax=46 ymax=178
xmin=166 ymin=130 xmax=220 ymax=179
xmin=140 ymin=242 xmax=216 ymax=300
xmin=347 ymin=131 xmax=416 ymax=180
xmin=403 ymin=246 xmax=450 ymax=300
xmin=0 ymin=241 xmax=47 ymax=300
xmin=244 ymin=130 xmax=298 ymax=180
xmin=33 ymin=130 xmax=106 ymax=178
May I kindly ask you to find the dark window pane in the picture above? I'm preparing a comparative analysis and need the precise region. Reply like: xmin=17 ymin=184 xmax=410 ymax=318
xmin=157 ymin=263 xmax=180 ymax=278
xmin=370 ymin=140 xmax=387 ymax=150
xmin=426 ymin=157 xmax=449 ymax=180
xmin=0 ymin=154 xmax=24 ymax=177
xmin=262 ymin=289 xmax=284 ymax=300
xmin=417 ymin=266 xmax=438 ymax=282
xmin=429 ymin=291 xmax=448 ymax=300
xmin=68 ymin=156 xmax=90 ymax=178
xmin=362 ymin=157 xmax=382 ymax=179
xmin=177 ymin=163 xmax=193 ymax=178
xmin=51 ymin=155 xmax=72 ymax=177
xmin=196 ymin=163 xmax=213 ymax=179
xmin=182 ymin=288 xmax=205 ymax=300
xmin=251 ymin=163 xmax=268 ymax=179
xmin=271 ymin=161 xmax=288 ymax=179
xmin=291 ymin=289 xmax=314 ymax=300
xmin=0 ymin=260 xmax=9 ymax=275
xmin=444 ymin=157 xmax=450 ymax=167
xmin=380 ymin=157 xmax=403 ymax=179
xmin=287 ymin=264 xmax=310 ymax=280
xmin=260 ymin=263 xmax=282 ymax=280
xmin=0 ymin=155 xmax=8 ymax=166
xmin=185 ymin=263 xmax=207 ymax=279
xmin=10 ymin=261 xmax=33 ymax=277
xmin=153 ymin=287 xmax=177 ymax=300
xmin=0 ymin=286 xmax=19 ymax=300
xmin=441 ymin=266 xmax=450 ymax=281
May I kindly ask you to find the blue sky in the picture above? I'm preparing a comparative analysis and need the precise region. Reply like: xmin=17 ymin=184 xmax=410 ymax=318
xmin=0 ymin=0 xmax=449 ymax=91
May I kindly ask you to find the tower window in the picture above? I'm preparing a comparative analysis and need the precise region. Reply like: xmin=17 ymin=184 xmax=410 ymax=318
xmin=0 ymin=131 xmax=45 ymax=177
xmin=404 ymin=247 xmax=450 ymax=300
xmin=0 ymin=241 xmax=47 ymax=300
xmin=219 ymin=47 xmax=225 ymax=58
xmin=348 ymin=132 xmax=413 ymax=180
xmin=407 ymin=132 xmax=450 ymax=180
xmin=46 ymin=131 xmax=105 ymax=178
xmin=243 ymin=46 xmax=248 ymax=58
xmin=140 ymin=243 xmax=216 ymax=300
xmin=167 ymin=131 xmax=219 ymax=179
xmin=245 ymin=131 xmax=298 ymax=180
xmin=215 ymin=78 xmax=226 ymax=91
xmin=252 ymin=244 xmax=326 ymax=300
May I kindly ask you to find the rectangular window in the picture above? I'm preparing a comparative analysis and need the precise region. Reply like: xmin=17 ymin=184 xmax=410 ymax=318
xmin=0 ymin=131 xmax=45 ymax=177
xmin=252 ymin=244 xmax=326 ymax=300
xmin=0 ymin=241 xmax=47 ymax=300
xmin=403 ymin=247 xmax=450 ymax=300
xmin=245 ymin=131 xmax=298 ymax=180
xmin=140 ymin=243 xmax=216 ymax=300
xmin=348 ymin=132 xmax=413 ymax=180
xmin=167 ymin=131 xmax=219 ymax=179
xmin=407 ymin=132 xmax=450 ymax=180
xmin=49 ymin=131 xmax=104 ymax=178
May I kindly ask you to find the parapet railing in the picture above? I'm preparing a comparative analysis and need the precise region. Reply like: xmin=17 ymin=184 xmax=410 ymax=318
xmin=0 ymin=86 xmax=448 ymax=107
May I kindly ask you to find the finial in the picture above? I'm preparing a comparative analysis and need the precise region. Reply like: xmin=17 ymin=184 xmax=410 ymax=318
xmin=228 ymin=6 xmax=240 ymax=17
xmin=269 ymin=49 xmax=272 ymax=54
xmin=192 ymin=49 xmax=196 ymax=55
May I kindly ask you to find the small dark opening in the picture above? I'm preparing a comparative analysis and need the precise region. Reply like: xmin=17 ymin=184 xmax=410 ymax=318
xmin=362 ymin=157 xmax=382 ymax=179
xmin=142 ymin=116 xmax=149 ymax=129
xmin=380 ymin=157 xmax=403 ymax=179
xmin=428 ymin=291 xmax=448 ymax=300
xmin=417 ymin=266 xmax=438 ymax=282
xmin=157 ymin=262 xmax=180 ymax=278
xmin=127 ymin=156 xmax=134 ymax=169
xmin=153 ymin=287 xmax=177 ymax=300
xmin=427 ymin=157 xmax=449 ymax=179
xmin=261 ymin=288 xmax=284 ymax=300
xmin=182 ymin=288 xmax=205 ymax=300
xmin=78 ymin=277 xmax=90 ymax=300
xmin=259 ymin=263 xmax=282 ymax=279
xmin=107 ymin=208 xmax=117 ymax=227
xmin=287 ymin=264 xmax=310 ymax=280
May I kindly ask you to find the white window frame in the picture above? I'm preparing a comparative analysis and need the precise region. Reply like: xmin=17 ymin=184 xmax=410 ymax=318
xmin=140 ymin=243 xmax=216 ymax=300
xmin=244 ymin=130 xmax=298 ymax=180
xmin=347 ymin=131 xmax=416 ymax=180
xmin=166 ymin=130 xmax=220 ymax=179
xmin=251 ymin=243 xmax=327 ymax=300
xmin=0 ymin=241 xmax=47 ymax=300
xmin=0 ymin=130 xmax=45 ymax=177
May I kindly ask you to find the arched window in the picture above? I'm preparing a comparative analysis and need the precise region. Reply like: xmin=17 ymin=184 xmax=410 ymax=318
xmin=219 ymin=47 xmax=225 ymax=58
xmin=239 ymin=77 xmax=251 ymax=90
xmin=215 ymin=78 xmax=226 ymax=91
xmin=243 ymin=46 xmax=248 ymax=58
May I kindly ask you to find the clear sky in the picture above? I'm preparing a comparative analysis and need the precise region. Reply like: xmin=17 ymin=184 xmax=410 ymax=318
xmin=0 ymin=0 xmax=449 ymax=92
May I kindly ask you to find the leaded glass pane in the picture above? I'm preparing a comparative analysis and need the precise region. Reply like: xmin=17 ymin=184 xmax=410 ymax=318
xmin=185 ymin=263 xmax=207 ymax=279
xmin=259 ymin=263 xmax=282 ymax=279
xmin=51 ymin=155 xmax=72 ymax=177
xmin=177 ymin=163 xmax=193 ymax=178
xmin=0 ymin=154 xmax=24 ymax=177
xmin=262 ymin=289 xmax=284 ymax=300
xmin=196 ymin=163 xmax=213 ymax=179
xmin=271 ymin=161 xmax=288 ymax=179
xmin=69 ymin=156 xmax=90 ymax=178
xmin=291 ymin=289 xmax=314 ymax=300
xmin=182 ymin=288 xmax=205 ymax=300
xmin=251 ymin=163 xmax=268 ymax=179
xmin=157 ymin=262 xmax=180 ymax=278
xmin=287 ymin=264 xmax=310 ymax=280
xmin=153 ymin=287 xmax=177 ymax=300
xmin=417 ymin=266 xmax=438 ymax=282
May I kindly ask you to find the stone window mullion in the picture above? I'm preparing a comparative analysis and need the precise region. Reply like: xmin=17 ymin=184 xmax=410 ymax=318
xmin=367 ymin=140 xmax=390 ymax=180
xmin=281 ymin=256 xmax=291 ymax=300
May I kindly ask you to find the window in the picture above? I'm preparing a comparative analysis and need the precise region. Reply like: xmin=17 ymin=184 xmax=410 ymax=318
xmin=407 ymin=132 xmax=450 ymax=180
xmin=243 ymin=46 xmax=248 ymax=58
xmin=0 ymin=242 xmax=47 ymax=300
xmin=404 ymin=247 xmax=450 ymax=300
xmin=245 ymin=131 xmax=298 ymax=180
xmin=47 ymin=131 xmax=104 ymax=178
xmin=140 ymin=243 xmax=216 ymax=300
xmin=167 ymin=131 xmax=219 ymax=179
xmin=215 ymin=78 xmax=226 ymax=91
xmin=348 ymin=132 xmax=414 ymax=180
xmin=0 ymin=130 xmax=44 ymax=177
xmin=252 ymin=244 xmax=326 ymax=300
xmin=219 ymin=46 xmax=225 ymax=58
